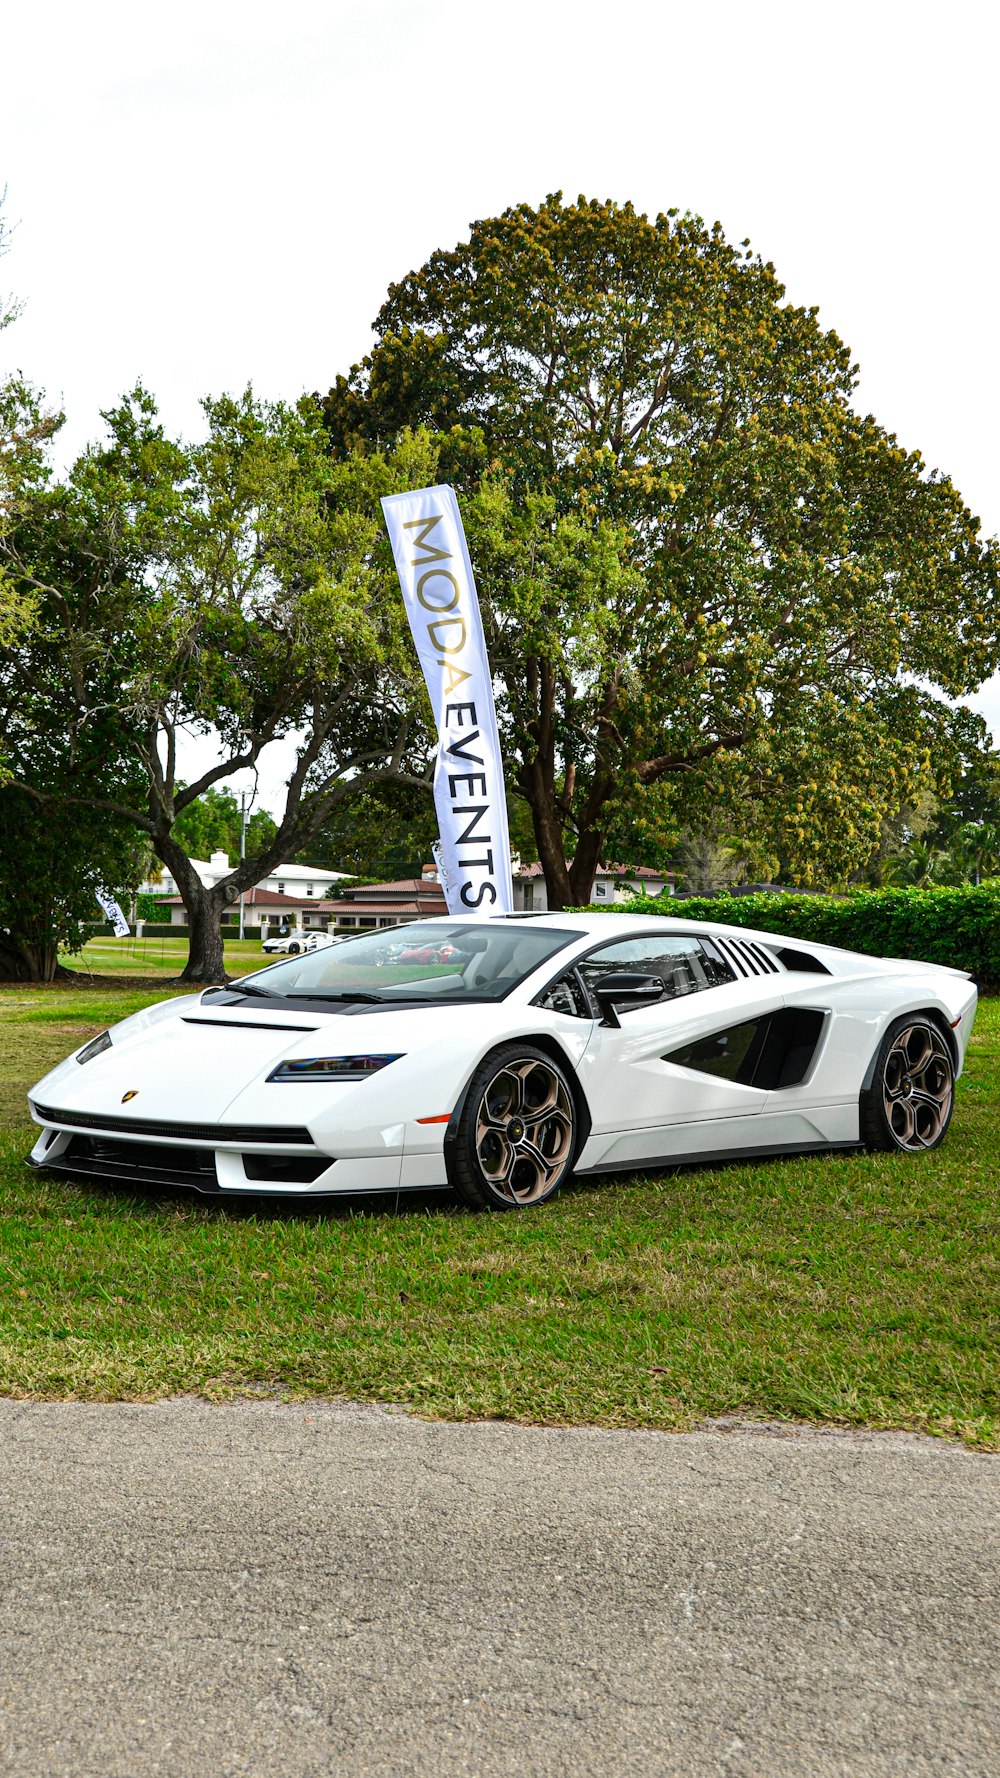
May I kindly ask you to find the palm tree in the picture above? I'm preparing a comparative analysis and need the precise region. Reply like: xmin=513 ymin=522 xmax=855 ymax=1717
xmin=673 ymin=830 xmax=745 ymax=894
xmin=883 ymin=837 xmax=955 ymax=889
xmin=948 ymin=822 xmax=1000 ymax=886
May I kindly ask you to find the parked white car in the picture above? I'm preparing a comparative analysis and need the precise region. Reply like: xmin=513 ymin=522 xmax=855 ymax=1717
xmin=262 ymin=929 xmax=347 ymax=955
xmin=261 ymin=931 xmax=306 ymax=955
xmin=26 ymin=911 xmax=978 ymax=1209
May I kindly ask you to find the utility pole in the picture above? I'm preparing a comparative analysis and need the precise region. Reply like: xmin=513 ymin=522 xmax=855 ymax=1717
xmin=238 ymin=792 xmax=248 ymax=940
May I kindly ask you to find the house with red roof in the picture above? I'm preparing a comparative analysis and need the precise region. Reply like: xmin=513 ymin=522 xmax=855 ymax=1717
xmin=511 ymin=861 xmax=672 ymax=911
xmin=158 ymin=886 xmax=339 ymax=932
xmin=156 ymin=859 xmax=671 ymax=935
xmin=330 ymin=868 xmax=448 ymax=930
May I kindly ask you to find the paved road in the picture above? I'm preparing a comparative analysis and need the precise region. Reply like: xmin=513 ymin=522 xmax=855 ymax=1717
xmin=0 ymin=1401 xmax=997 ymax=1777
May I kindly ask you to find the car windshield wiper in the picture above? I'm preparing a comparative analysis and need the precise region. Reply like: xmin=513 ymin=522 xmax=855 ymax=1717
xmin=233 ymin=981 xmax=280 ymax=998
xmin=286 ymin=990 xmax=384 ymax=1003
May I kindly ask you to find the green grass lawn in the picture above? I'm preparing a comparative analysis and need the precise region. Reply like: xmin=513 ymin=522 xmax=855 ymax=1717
xmin=0 ymin=980 xmax=997 ymax=1446
xmin=60 ymin=935 xmax=269 ymax=978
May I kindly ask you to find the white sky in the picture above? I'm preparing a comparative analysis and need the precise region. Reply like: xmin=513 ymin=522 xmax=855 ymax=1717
xmin=2 ymin=0 xmax=998 ymax=818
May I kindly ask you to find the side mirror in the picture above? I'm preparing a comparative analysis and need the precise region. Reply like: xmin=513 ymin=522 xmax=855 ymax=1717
xmin=592 ymin=972 xmax=665 ymax=1027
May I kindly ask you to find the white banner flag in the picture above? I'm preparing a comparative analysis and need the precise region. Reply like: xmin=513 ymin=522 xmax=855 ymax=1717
xmin=95 ymin=889 xmax=130 ymax=937
xmin=381 ymin=484 xmax=513 ymax=915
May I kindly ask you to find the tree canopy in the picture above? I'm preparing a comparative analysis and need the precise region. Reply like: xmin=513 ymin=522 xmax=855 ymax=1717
xmin=4 ymin=190 xmax=999 ymax=974
xmin=322 ymin=194 xmax=1000 ymax=903
xmin=0 ymin=786 xmax=144 ymax=981
xmin=0 ymin=391 xmax=435 ymax=979
xmin=170 ymin=786 xmax=277 ymax=867
xmin=0 ymin=202 xmax=61 ymax=742
xmin=301 ymin=779 xmax=537 ymax=882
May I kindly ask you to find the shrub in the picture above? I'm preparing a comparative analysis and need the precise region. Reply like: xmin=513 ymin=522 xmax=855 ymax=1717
xmin=135 ymin=892 xmax=170 ymax=921
xmin=612 ymin=885 xmax=1000 ymax=986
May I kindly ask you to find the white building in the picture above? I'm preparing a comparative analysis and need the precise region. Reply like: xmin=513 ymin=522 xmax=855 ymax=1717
xmin=512 ymin=861 xmax=673 ymax=911
xmin=140 ymin=851 xmax=672 ymax=927
xmin=141 ymin=852 xmax=349 ymax=901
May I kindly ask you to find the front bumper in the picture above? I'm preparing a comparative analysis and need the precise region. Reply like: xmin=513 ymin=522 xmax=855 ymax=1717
xmin=26 ymin=1118 xmax=450 ymax=1197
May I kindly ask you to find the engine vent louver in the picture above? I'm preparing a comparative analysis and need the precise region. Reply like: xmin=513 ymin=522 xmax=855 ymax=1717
xmin=713 ymin=936 xmax=780 ymax=978
xmin=30 ymin=1105 xmax=316 ymax=1146
xmin=712 ymin=937 xmax=746 ymax=976
xmin=744 ymin=941 xmax=780 ymax=974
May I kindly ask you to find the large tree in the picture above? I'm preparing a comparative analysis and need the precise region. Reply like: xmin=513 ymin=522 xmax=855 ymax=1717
xmin=0 ymin=392 xmax=435 ymax=982
xmin=322 ymin=194 xmax=1000 ymax=904
xmin=0 ymin=202 xmax=60 ymax=727
xmin=0 ymin=786 xmax=144 ymax=981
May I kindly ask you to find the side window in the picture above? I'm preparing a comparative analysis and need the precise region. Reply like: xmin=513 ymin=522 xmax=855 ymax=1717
xmin=535 ymin=969 xmax=592 ymax=1019
xmin=578 ymin=934 xmax=736 ymax=1004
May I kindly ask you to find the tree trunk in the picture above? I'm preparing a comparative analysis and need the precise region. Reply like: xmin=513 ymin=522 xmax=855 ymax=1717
xmin=0 ymin=932 xmax=68 ymax=982
xmin=152 ymin=828 xmax=230 ymax=984
xmin=568 ymin=828 xmax=603 ymax=907
xmin=519 ymin=762 xmax=574 ymax=910
xmin=518 ymin=754 xmax=608 ymax=911
xmin=178 ymin=888 xmax=228 ymax=984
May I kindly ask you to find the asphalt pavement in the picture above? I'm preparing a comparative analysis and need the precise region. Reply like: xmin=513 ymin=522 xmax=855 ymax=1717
xmin=0 ymin=1399 xmax=997 ymax=1777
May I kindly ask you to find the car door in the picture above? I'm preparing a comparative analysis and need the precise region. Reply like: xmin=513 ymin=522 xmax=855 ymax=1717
xmin=575 ymin=932 xmax=787 ymax=1154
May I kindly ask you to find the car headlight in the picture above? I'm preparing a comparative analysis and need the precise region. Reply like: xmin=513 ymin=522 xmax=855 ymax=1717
xmin=266 ymin=1054 xmax=403 ymax=1082
xmin=77 ymin=1030 xmax=113 ymax=1065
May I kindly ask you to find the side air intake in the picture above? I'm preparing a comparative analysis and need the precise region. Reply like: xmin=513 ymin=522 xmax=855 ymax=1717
xmin=664 ymin=1007 xmax=827 ymax=1090
xmin=772 ymin=946 xmax=832 ymax=975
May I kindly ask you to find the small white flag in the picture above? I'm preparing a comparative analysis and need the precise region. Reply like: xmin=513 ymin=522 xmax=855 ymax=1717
xmin=95 ymin=889 xmax=130 ymax=938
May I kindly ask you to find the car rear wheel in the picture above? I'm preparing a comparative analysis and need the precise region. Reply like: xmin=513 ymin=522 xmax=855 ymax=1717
xmin=449 ymin=1043 xmax=577 ymax=1211
xmin=860 ymin=1016 xmax=954 ymax=1153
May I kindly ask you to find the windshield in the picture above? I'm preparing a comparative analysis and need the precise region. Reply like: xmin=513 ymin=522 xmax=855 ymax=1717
xmin=236 ymin=921 xmax=580 ymax=1003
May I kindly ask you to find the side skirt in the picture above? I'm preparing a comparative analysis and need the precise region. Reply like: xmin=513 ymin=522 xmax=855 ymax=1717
xmin=573 ymin=1140 xmax=865 ymax=1178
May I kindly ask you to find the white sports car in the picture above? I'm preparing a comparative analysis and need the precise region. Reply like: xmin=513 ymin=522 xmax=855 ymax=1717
xmin=26 ymin=912 xmax=978 ymax=1211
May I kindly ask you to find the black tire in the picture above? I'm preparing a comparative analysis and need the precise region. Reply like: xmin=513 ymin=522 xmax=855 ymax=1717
xmin=449 ymin=1042 xmax=578 ymax=1212
xmin=860 ymin=1015 xmax=955 ymax=1153
xmin=287 ymin=941 xmax=300 ymax=954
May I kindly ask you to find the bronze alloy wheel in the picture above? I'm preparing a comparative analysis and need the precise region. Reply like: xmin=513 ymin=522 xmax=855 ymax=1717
xmin=450 ymin=1043 xmax=577 ymax=1211
xmin=861 ymin=1016 xmax=955 ymax=1153
xmin=881 ymin=1022 xmax=954 ymax=1149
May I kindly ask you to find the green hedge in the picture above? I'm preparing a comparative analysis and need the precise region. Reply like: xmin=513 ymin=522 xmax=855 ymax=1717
xmin=135 ymin=892 xmax=170 ymax=921
xmin=613 ymin=885 xmax=1000 ymax=985
xmin=81 ymin=921 xmax=271 ymax=942
xmin=131 ymin=924 xmax=270 ymax=941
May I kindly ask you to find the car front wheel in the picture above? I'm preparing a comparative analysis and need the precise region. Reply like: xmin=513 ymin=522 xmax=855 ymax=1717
xmin=860 ymin=1016 xmax=954 ymax=1153
xmin=449 ymin=1043 xmax=577 ymax=1211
